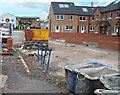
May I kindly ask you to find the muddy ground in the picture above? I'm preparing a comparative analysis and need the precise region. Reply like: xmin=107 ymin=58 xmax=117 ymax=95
xmin=1 ymin=39 xmax=119 ymax=94
xmin=2 ymin=50 xmax=68 ymax=93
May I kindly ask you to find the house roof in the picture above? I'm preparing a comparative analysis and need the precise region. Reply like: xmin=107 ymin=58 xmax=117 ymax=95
xmin=51 ymin=0 xmax=119 ymax=15
xmin=51 ymin=2 xmax=96 ymax=16
xmin=116 ymin=19 xmax=120 ymax=25
xmin=0 ymin=13 xmax=16 ymax=17
xmin=102 ymin=0 xmax=120 ymax=12
xmin=98 ymin=20 xmax=111 ymax=26
xmin=97 ymin=7 xmax=106 ymax=12
xmin=76 ymin=6 xmax=96 ymax=16
xmin=51 ymin=2 xmax=78 ymax=15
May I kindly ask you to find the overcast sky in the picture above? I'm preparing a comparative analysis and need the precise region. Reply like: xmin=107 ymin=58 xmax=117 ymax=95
xmin=0 ymin=0 xmax=115 ymax=20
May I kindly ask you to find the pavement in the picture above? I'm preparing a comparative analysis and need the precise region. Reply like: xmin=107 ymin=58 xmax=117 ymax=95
xmin=0 ymin=37 xmax=8 ymax=94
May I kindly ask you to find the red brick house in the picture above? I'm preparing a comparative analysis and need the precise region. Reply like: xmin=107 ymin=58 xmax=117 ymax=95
xmin=76 ymin=6 xmax=96 ymax=33
xmin=49 ymin=2 xmax=79 ymax=33
xmin=31 ymin=20 xmax=41 ymax=29
xmin=94 ymin=2 xmax=120 ymax=35
xmin=49 ymin=0 xmax=120 ymax=50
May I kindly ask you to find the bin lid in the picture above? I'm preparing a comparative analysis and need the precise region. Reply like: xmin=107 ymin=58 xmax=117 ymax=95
xmin=94 ymin=89 xmax=120 ymax=94
xmin=64 ymin=63 xmax=93 ymax=72
xmin=64 ymin=62 xmax=108 ymax=73
xmin=77 ymin=67 xmax=118 ymax=80
xmin=100 ymin=73 xmax=120 ymax=90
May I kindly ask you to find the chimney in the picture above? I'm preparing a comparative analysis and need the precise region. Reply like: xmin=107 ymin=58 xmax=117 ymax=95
xmin=91 ymin=2 xmax=93 ymax=7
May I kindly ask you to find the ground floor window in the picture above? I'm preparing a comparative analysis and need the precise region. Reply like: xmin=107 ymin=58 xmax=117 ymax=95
xmin=90 ymin=26 xmax=94 ymax=31
xmin=112 ymin=26 xmax=119 ymax=35
xmin=65 ymin=26 xmax=73 ymax=31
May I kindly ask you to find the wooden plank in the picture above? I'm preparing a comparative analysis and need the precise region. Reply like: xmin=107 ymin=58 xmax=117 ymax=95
xmin=0 ymin=75 xmax=8 ymax=88
xmin=0 ymin=52 xmax=13 ymax=55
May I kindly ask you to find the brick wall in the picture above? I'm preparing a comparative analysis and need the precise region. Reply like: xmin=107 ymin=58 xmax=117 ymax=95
xmin=49 ymin=32 xmax=120 ymax=51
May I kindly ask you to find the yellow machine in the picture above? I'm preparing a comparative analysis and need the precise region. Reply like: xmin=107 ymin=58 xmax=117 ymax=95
xmin=31 ymin=29 xmax=49 ymax=41
xmin=24 ymin=29 xmax=49 ymax=49
xmin=25 ymin=29 xmax=49 ymax=42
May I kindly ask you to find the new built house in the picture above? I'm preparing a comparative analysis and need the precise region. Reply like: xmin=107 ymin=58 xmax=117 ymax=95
xmin=49 ymin=1 xmax=120 ymax=35
xmin=49 ymin=0 xmax=120 ymax=50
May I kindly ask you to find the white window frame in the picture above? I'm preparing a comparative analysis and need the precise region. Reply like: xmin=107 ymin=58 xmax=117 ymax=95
xmin=59 ymin=4 xmax=69 ymax=8
xmin=116 ymin=11 xmax=120 ymax=18
xmin=111 ymin=26 xmax=118 ymax=35
xmin=65 ymin=25 xmax=74 ymax=31
xmin=108 ymin=12 xmax=112 ymax=19
xmin=79 ymin=16 xmax=86 ymax=21
xmin=90 ymin=26 xmax=94 ymax=31
xmin=96 ymin=14 xmax=99 ymax=20
xmin=102 ymin=13 xmax=105 ymax=20
xmin=82 ymin=8 xmax=88 ymax=12
xmin=95 ymin=26 xmax=99 ymax=34
xmin=56 ymin=15 xmax=64 ymax=20
xmin=68 ymin=15 xmax=74 ymax=20
xmin=81 ymin=26 xmax=86 ymax=33
xmin=55 ymin=25 xmax=60 ymax=32
xmin=91 ymin=16 xmax=94 ymax=21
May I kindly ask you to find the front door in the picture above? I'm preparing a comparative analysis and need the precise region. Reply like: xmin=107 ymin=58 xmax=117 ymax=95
xmin=81 ymin=26 xmax=86 ymax=33
xmin=55 ymin=25 xmax=60 ymax=32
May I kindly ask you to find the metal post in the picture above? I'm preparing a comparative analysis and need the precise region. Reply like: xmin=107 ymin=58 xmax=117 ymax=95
xmin=38 ymin=43 xmax=52 ymax=72
xmin=46 ymin=48 xmax=52 ymax=71
xmin=38 ymin=44 xmax=40 ymax=62
xmin=43 ymin=49 xmax=47 ymax=65
xmin=9 ymin=23 xmax=13 ymax=36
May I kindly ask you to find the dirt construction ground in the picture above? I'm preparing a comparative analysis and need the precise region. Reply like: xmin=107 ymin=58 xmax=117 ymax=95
xmin=1 ymin=39 xmax=119 ymax=94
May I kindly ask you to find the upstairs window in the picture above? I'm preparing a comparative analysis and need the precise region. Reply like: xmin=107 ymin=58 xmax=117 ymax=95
xmin=116 ymin=11 xmax=120 ymax=18
xmin=80 ymin=16 xmax=86 ymax=21
xmin=59 ymin=4 xmax=69 ymax=8
xmin=108 ymin=12 xmax=112 ymax=19
xmin=96 ymin=14 xmax=99 ymax=20
xmin=56 ymin=15 xmax=64 ymax=20
xmin=68 ymin=15 xmax=74 ymax=20
xmin=82 ymin=8 xmax=88 ymax=12
xmin=102 ymin=13 xmax=105 ymax=20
